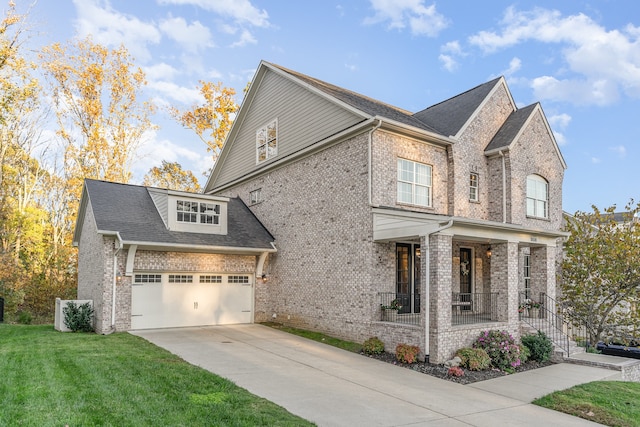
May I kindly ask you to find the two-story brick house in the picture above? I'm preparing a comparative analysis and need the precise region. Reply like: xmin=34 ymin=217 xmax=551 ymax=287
xmin=205 ymin=61 xmax=567 ymax=363
xmin=74 ymin=61 xmax=566 ymax=363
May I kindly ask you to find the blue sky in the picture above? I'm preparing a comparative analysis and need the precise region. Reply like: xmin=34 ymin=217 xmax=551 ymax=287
xmin=23 ymin=0 xmax=640 ymax=213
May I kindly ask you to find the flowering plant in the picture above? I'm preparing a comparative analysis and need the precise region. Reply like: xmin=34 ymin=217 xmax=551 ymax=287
xmin=519 ymin=299 xmax=541 ymax=311
xmin=447 ymin=366 xmax=464 ymax=377
xmin=473 ymin=330 xmax=523 ymax=373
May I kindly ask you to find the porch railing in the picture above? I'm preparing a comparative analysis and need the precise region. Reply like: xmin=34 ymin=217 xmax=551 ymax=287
xmin=378 ymin=292 xmax=420 ymax=326
xmin=451 ymin=292 xmax=499 ymax=325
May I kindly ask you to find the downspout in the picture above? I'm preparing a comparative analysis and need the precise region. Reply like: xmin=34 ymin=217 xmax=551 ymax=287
xmin=423 ymin=219 xmax=454 ymax=357
xmin=112 ymin=233 xmax=123 ymax=332
xmin=368 ymin=119 xmax=383 ymax=206
xmin=499 ymin=150 xmax=507 ymax=223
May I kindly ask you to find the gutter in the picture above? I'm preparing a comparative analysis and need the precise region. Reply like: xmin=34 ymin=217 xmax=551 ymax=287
xmin=112 ymin=232 xmax=124 ymax=332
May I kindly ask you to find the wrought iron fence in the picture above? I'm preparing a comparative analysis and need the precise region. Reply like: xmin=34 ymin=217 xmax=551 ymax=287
xmin=378 ymin=292 xmax=420 ymax=326
xmin=451 ymin=292 xmax=499 ymax=325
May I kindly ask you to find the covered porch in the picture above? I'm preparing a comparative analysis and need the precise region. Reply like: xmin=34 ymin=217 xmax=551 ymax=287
xmin=372 ymin=208 xmax=564 ymax=363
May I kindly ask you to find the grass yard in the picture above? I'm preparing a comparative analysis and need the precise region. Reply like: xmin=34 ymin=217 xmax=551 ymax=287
xmin=533 ymin=381 xmax=640 ymax=427
xmin=0 ymin=324 xmax=314 ymax=427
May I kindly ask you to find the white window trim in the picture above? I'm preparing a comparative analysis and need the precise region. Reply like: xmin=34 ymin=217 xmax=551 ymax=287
xmin=256 ymin=118 xmax=278 ymax=164
xmin=469 ymin=173 xmax=479 ymax=202
xmin=526 ymin=174 xmax=548 ymax=219
xmin=397 ymin=158 xmax=433 ymax=208
xmin=250 ymin=188 xmax=262 ymax=205
xmin=168 ymin=195 xmax=228 ymax=235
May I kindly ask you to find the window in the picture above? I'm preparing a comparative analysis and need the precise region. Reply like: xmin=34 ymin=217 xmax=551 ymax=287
xmin=523 ymin=255 xmax=531 ymax=299
xmin=168 ymin=274 xmax=193 ymax=283
xmin=256 ymin=119 xmax=277 ymax=163
xmin=526 ymin=175 xmax=548 ymax=218
xmin=469 ymin=173 xmax=479 ymax=202
xmin=250 ymin=188 xmax=262 ymax=205
xmin=228 ymin=275 xmax=250 ymax=284
xmin=134 ymin=274 xmax=162 ymax=284
xmin=397 ymin=159 xmax=432 ymax=207
xmin=176 ymin=200 xmax=220 ymax=225
xmin=199 ymin=275 xmax=222 ymax=283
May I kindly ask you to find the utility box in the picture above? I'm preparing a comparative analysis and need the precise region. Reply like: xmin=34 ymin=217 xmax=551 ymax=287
xmin=54 ymin=298 xmax=93 ymax=332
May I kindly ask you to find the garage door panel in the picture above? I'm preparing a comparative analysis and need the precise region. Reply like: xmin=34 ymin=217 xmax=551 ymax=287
xmin=131 ymin=274 xmax=253 ymax=330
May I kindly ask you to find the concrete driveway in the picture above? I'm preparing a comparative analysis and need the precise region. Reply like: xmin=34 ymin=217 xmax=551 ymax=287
xmin=131 ymin=324 xmax=611 ymax=427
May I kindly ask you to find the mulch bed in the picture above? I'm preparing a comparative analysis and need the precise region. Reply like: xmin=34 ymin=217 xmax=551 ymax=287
xmin=363 ymin=351 xmax=554 ymax=385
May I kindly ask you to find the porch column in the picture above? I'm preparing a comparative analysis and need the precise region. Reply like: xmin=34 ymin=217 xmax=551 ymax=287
xmin=428 ymin=233 xmax=452 ymax=360
xmin=531 ymin=245 xmax=557 ymax=301
xmin=490 ymin=241 xmax=519 ymax=322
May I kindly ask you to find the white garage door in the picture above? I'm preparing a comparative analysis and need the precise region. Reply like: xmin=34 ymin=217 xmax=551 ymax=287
xmin=131 ymin=273 xmax=253 ymax=330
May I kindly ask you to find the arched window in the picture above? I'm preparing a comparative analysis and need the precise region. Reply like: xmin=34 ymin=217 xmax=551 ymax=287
xmin=526 ymin=175 xmax=548 ymax=218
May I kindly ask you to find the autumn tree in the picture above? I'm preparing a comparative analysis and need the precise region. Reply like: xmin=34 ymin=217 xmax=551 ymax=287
xmin=40 ymin=36 xmax=157 ymax=192
xmin=143 ymin=160 xmax=201 ymax=192
xmin=561 ymin=201 xmax=640 ymax=344
xmin=170 ymin=80 xmax=237 ymax=168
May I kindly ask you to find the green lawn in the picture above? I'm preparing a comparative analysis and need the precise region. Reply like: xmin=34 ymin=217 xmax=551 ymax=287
xmin=0 ymin=324 xmax=314 ymax=427
xmin=533 ymin=381 xmax=640 ymax=427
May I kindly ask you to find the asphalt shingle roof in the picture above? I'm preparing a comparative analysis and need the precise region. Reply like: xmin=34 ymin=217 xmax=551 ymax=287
xmin=485 ymin=103 xmax=538 ymax=152
xmin=412 ymin=77 xmax=502 ymax=137
xmin=84 ymin=179 xmax=274 ymax=250
xmin=269 ymin=63 xmax=441 ymax=134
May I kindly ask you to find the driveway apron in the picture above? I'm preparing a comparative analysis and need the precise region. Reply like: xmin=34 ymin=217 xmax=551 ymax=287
xmin=131 ymin=324 xmax=605 ymax=427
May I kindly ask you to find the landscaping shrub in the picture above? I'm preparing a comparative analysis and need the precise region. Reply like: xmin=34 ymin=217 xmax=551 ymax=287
xmin=455 ymin=347 xmax=491 ymax=371
xmin=362 ymin=337 xmax=385 ymax=355
xmin=473 ymin=330 xmax=523 ymax=372
xmin=395 ymin=343 xmax=420 ymax=364
xmin=63 ymin=302 xmax=94 ymax=332
xmin=447 ymin=366 xmax=464 ymax=377
xmin=519 ymin=343 xmax=531 ymax=363
xmin=18 ymin=311 xmax=33 ymax=325
xmin=521 ymin=331 xmax=553 ymax=362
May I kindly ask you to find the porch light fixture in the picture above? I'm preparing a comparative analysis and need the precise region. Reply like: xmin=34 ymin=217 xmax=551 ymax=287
xmin=486 ymin=247 xmax=492 ymax=258
xmin=261 ymin=274 xmax=268 ymax=282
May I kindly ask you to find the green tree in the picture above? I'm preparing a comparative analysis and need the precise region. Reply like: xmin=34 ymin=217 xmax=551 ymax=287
xmin=561 ymin=201 xmax=640 ymax=344
xmin=142 ymin=160 xmax=201 ymax=192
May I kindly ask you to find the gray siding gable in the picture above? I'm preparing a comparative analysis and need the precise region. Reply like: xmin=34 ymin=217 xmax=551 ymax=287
xmin=78 ymin=179 xmax=275 ymax=250
xmin=209 ymin=64 xmax=366 ymax=190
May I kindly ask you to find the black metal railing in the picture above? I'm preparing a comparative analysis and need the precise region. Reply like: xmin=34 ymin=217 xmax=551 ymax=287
xmin=451 ymin=292 xmax=499 ymax=325
xmin=378 ymin=292 xmax=420 ymax=326
xmin=519 ymin=292 xmax=602 ymax=356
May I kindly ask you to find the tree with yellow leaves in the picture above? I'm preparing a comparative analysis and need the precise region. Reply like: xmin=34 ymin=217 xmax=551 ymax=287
xmin=143 ymin=160 xmax=201 ymax=193
xmin=40 ymin=36 xmax=157 ymax=191
xmin=170 ymin=81 xmax=237 ymax=168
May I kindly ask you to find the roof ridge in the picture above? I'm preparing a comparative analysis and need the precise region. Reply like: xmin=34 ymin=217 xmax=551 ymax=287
xmin=268 ymin=62 xmax=415 ymax=116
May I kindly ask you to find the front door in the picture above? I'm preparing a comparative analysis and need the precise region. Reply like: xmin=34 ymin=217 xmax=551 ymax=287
xmin=459 ymin=248 xmax=472 ymax=310
xmin=396 ymin=243 xmax=421 ymax=314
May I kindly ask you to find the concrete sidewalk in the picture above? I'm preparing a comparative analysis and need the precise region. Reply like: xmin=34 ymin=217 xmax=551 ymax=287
xmin=132 ymin=325 xmax=614 ymax=426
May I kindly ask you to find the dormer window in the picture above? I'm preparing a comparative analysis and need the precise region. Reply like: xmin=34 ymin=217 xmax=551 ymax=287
xmin=256 ymin=119 xmax=277 ymax=163
xmin=176 ymin=200 xmax=220 ymax=225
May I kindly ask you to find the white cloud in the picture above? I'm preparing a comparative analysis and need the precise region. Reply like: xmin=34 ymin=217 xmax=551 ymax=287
xmin=157 ymin=0 xmax=270 ymax=28
xmin=552 ymin=131 xmax=566 ymax=146
xmin=159 ymin=16 xmax=214 ymax=53
xmin=364 ymin=0 xmax=449 ymax=37
xmin=467 ymin=6 xmax=640 ymax=105
xmin=591 ymin=157 xmax=601 ymax=164
xmin=72 ymin=0 xmax=161 ymax=62
xmin=439 ymin=54 xmax=457 ymax=72
xmin=502 ymin=57 xmax=521 ymax=76
xmin=439 ymin=41 xmax=464 ymax=71
xmin=135 ymin=129 xmax=205 ymax=178
xmin=230 ymin=29 xmax=257 ymax=48
xmin=143 ymin=63 xmax=179 ymax=81
xmin=147 ymin=80 xmax=203 ymax=105
xmin=548 ymin=113 xmax=572 ymax=129
xmin=609 ymin=145 xmax=627 ymax=158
